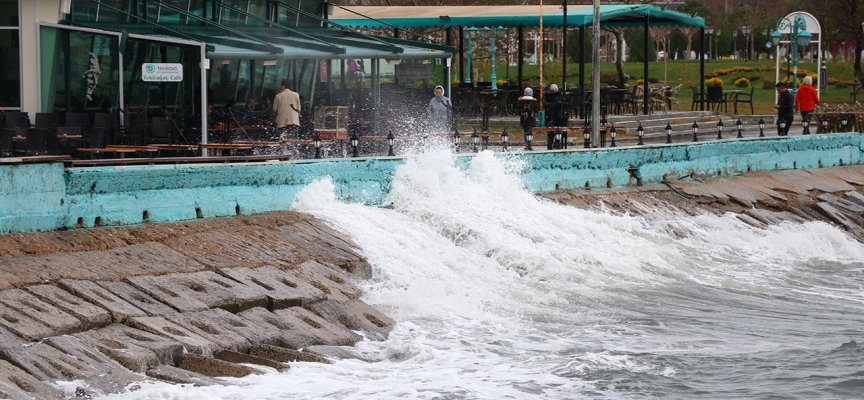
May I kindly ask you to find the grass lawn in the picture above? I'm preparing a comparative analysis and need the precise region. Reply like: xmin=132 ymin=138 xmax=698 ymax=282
xmin=486 ymin=59 xmax=861 ymax=115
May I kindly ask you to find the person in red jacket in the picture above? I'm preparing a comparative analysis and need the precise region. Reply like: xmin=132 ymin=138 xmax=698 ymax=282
xmin=794 ymin=76 xmax=820 ymax=129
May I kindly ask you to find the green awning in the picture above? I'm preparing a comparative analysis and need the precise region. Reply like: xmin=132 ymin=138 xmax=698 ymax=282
xmin=207 ymin=35 xmax=450 ymax=60
xmin=331 ymin=5 xmax=704 ymax=29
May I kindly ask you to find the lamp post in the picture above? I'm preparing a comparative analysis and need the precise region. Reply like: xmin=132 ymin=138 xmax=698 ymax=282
xmin=471 ymin=129 xmax=480 ymax=152
xmin=692 ymin=120 xmax=699 ymax=142
xmin=840 ymin=115 xmax=849 ymax=132
xmin=313 ymin=134 xmax=322 ymax=159
xmin=715 ymin=29 xmax=721 ymax=59
xmin=350 ymin=132 xmax=359 ymax=157
xmin=665 ymin=122 xmax=673 ymax=144
xmin=772 ymin=15 xmax=813 ymax=96
xmin=732 ymin=30 xmax=738 ymax=59
xmin=489 ymin=28 xmax=499 ymax=91
xmin=736 ymin=118 xmax=743 ymax=138
xmin=802 ymin=119 xmax=810 ymax=135
xmin=610 ymin=125 xmax=617 ymax=147
xmin=758 ymin=117 xmax=765 ymax=137
xmin=501 ymin=129 xmax=509 ymax=151
xmin=741 ymin=25 xmax=751 ymax=61
xmin=525 ymin=130 xmax=534 ymax=151
xmin=705 ymin=26 xmax=714 ymax=61
xmin=465 ymin=28 xmax=476 ymax=84
xmin=636 ymin=123 xmax=644 ymax=145
xmin=820 ymin=116 xmax=828 ymax=133
xmin=452 ymin=129 xmax=461 ymax=151
xmin=583 ymin=128 xmax=590 ymax=149
xmin=716 ymin=119 xmax=724 ymax=139
xmin=554 ymin=129 xmax=563 ymax=149
xmin=387 ymin=131 xmax=395 ymax=156
xmin=778 ymin=119 xmax=787 ymax=136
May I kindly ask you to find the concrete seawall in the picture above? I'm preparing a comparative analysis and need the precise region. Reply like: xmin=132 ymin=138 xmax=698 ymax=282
xmin=2 ymin=133 xmax=862 ymax=234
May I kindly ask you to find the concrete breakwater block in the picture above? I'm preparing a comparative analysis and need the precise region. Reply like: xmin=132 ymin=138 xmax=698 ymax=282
xmin=126 ymin=313 xmax=243 ymax=356
xmin=74 ymin=324 xmax=185 ymax=372
xmin=0 ymin=301 xmax=55 ymax=342
xmin=213 ymin=349 xmax=286 ymax=371
xmin=218 ymin=266 xmax=327 ymax=309
xmin=57 ymin=279 xmax=148 ymax=323
xmin=178 ymin=308 xmax=285 ymax=348
xmin=306 ymin=299 xmax=395 ymax=341
xmin=237 ymin=306 xmax=360 ymax=349
xmin=0 ymin=359 xmax=62 ymax=400
xmin=0 ymin=289 xmax=81 ymax=340
xmin=248 ymin=344 xmax=330 ymax=364
xmin=160 ymin=228 xmax=300 ymax=269
xmin=294 ymin=260 xmax=362 ymax=302
xmin=0 ymin=325 xmax=23 ymax=351
xmin=24 ymin=284 xmax=112 ymax=330
xmin=145 ymin=364 xmax=222 ymax=386
xmin=1 ymin=337 xmax=141 ymax=397
xmin=272 ymin=224 xmax=373 ymax=279
xmin=126 ymin=271 xmax=268 ymax=313
xmin=97 ymin=280 xmax=178 ymax=316
xmin=178 ymin=353 xmax=258 ymax=378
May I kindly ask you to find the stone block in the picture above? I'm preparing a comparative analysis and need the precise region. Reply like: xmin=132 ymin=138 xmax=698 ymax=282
xmin=145 ymin=364 xmax=221 ymax=386
xmin=126 ymin=315 xmax=220 ymax=356
xmin=0 ymin=324 xmax=24 ymax=351
xmin=24 ymin=284 xmax=112 ymax=330
xmin=127 ymin=271 xmax=268 ymax=313
xmin=248 ymin=344 xmax=330 ymax=364
xmin=218 ymin=266 xmax=326 ymax=309
xmin=2 ymin=338 xmax=140 ymax=396
xmin=237 ymin=306 xmax=359 ymax=349
xmin=306 ymin=299 xmax=394 ymax=341
xmin=74 ymin=324 xmax=185 ymax=373
xmin=0 ymin=289 xmax=81 ymax=337
xmin=178 ymin=308 xmax=283 ymax=349
xmin=0 ymin=301 xmax=53 ymax=342
xmin=57 ymin=279 xmax=148 ymax=322
xmin=178 ymin=353 xmax=257 ymax=378
xmin=213 ymin=349 xmax=286 ymax=371
xmin=0 ymin=359 xmax=63 ymax=400
xmin=96 ymin=280 xmax=177 ymax=316
xmin=294 ymin=260 xmax=362 ymax=302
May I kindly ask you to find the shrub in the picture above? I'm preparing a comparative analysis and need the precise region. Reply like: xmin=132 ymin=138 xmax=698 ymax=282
xmin=734 ymin=77 xmax=750 ymax=88
xmin=705 ymin=77 xmax=724 ymax=87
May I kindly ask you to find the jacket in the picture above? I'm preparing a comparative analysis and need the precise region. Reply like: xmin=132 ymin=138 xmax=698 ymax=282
xmin=777 ymin=90 xmax=794 ymax=120
xmin=273 ymin=88 xmax=301 ymax=128
xmin=794 ymin=84 xmax=819 ymax=113
xmin=427 ymin=95 xmax=452 ymax=133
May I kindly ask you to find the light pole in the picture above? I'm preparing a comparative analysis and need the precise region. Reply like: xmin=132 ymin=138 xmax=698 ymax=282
xmin=772 ymin=15 xmax=812 ymax=96
xmin=490 ymin=28 xmax=499 ymax=91
xmin=741 ymin=25 xmax=751 ymax=61
xmin=732 ymin=30 xmax=738 ymax=59
xmin=705 ymin=26 xmax=714 ymax=61
xmin=715 ymin=29 xmax=721 ymax=59
xmin=465 ymin=28 xmax=475 ymax=84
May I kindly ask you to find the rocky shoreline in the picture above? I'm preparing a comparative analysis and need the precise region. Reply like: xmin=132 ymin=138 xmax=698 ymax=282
xmin=2 ymin=165 xmax=863 ymax=399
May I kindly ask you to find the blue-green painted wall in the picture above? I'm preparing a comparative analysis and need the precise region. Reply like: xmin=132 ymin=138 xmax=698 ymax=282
xmin=1 ymin=134 xmax=862 ymax=234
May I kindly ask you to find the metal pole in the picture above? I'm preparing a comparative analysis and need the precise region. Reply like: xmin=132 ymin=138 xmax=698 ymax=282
xmin=562 ymin=1 xmax=567 ymax=90
xmin=579 ymin=26 xmax=585 ymax=120
xmin=491 ymin=28 xmax=498 ymax=91
xmin=466 ymin=31 xmax=473 ymax=84
xmin=700 ymin=27 xmax=706 ymax=111
xmin=642 ymin=15 xmax=649 ymax=116
xmin=591 ymin=0 xmax=600 ymax=145
xmin=459 ymin=27 xmax=464 ymax=84
xmin=518 ymin=24 xmax=523 ymax=88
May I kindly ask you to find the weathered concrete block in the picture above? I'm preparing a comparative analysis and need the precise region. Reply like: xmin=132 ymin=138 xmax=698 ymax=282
xmin=0 ymin=359 xmax=63 ymax=400
xmin=24 ymin=284 xmax=112 ymax=330
xmin=306 ymin=299 xmax=394 ymax=341
xmin=0 ymin=301 xmax=54 ymax=342
xmin=273 ymin=222 xmax=373 ymax=278
xmin=127 ymin=271 xmax=268 ymax=313
xmin=0 ymin=324 xmax=24 ymax=351
xmin=178 ymin=353 xmax=257 ymax=378
xmin=0 ymin=289 xmax=82 ymax=337
xmin=213 ymin=349 xmax=286 ymax=371
xmin=2 ymin=338 xmax=140 ymax=396
xmin=294 ymin=260 xmax=362 ymax=302
xmin=145 ymin=364 xmax=221 ymax=386
xmin=237 ymin=306 xmax=359 ymax=349
xmin=179 ymin=308 xmax=283 ymax=349
xmin=96 ymin=280 xmax=177 ymax=316
xmin=126 ymin=315 xmax=220 ymax=356
xmin=57 ymin=279 xmax=148 ymax=322
xmin=218 ymin=266 xmax=327 ymax=309
xmin=74 ymin=324 xmax=185 ymax=373
xmin=248 ymin=344 xmax=330 ymax=364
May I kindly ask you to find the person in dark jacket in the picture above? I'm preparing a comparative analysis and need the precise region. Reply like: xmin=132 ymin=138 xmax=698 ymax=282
xmin=544 ymin=84 xmax=569 ymax=127
xmin=775 ymin=82 xmax=794 ymax=136
xmin=518 ymin=87 xmax=538 ymax=135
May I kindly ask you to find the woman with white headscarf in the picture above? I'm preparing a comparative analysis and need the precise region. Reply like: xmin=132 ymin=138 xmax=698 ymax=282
xmin=427 ymin=85 xmax=452 ymax=133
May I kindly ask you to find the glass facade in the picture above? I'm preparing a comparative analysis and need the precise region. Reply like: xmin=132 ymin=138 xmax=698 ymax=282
xmin=70 ymin=0 xmax=324 ymax=27
xmin=0 ymin=0 xmax=20 ymax=109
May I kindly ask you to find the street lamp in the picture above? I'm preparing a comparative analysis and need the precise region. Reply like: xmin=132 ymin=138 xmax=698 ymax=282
xmin=802 ymin=119 xmax=810 ymax=135
xmin=387 ymin=131 xmax=395 ymax=156
xmin=525 ymin=130 xmax=534 ymax=151
xmin=554 ymin=129 xmax=563 ymax=149
xmin=471 ymin=128 xmax=479 ymax=152
xmin=313 ymin=134 xmax=322 ymax=159
xmin=583 ymin=128 xmax=590 ymax=148
xmin=610 ymin=125 xmax=617 ymax=147
xmin=758 ymin=117 xmax=765 ymax=137
xmin=732 ymin=30 xmax=738 ymax=59
xmin=452 ymin=129 xmax=461 ymax=151
xmin=736 ymin=118 xmax=743 ymax=138
xmin=665 ymin=122 xmax=673 ymax=143
xmin=741 ymin=25 xmax=751 ymax=61
xmin=716 ymin=119 xmax=724 ymax=139
xmin=705 ymin=26 xmax=714 ymax=60
xmin=820 ymin=116 xmax=829 ymax=133
xmin=501 ymin=129 xmax=508 ymax=151
xmin=350 ymin=132 xmax=360 ymax=157
xmin=465 ymin=28 xmax=476 ymax=84
xmin=692 ymin=120 xmax=699 ymax=142
xmin=840 ymin=115 xmax=849 ymax=132
xmin=772 ymin=15 xmax=812 ymax=95
xmin=636 ymin=123 xmax=644 ymax=145
xmin=715 ymin=29 xmax=721 ymax=59
xmin=778 ymin=119 xmax=787 ymax=136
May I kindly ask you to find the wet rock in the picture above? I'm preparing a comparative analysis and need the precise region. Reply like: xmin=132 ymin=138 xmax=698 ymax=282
xmin=306 ymin=299 xmax=395 ymax=341
xmin=218 ymin=266 xmax=327 ymax=309
xmin=126 ymin=271 xmax=268 ymax=313
xmin=177 ymin=353 xmax=258 ymax=378
xmin=213 ymin=349 xmax=286 ymax=371
xmin=237 ymin=306 xmax=360 ymax=349
xmin=0 ymin=359 xmax=62 ymax=400
xmin=145 ymin=364 xmax=221 ymax=386
xmin=56 ymin=279 xmax=148 ymax=323
xmin=293 ymin=260 xmax=362 ymax=302
xmin=74 ymin=324 xmax=184 ymax=372
xmin=0 ymin=289 xmax=80 ymax=339
xmin=97 ymin=280 xmax=177 ymax=316
xmin=24 ymin=284 xmax=112 ymax=330
xmin=248 ymin=344 xmax=330 ymax=364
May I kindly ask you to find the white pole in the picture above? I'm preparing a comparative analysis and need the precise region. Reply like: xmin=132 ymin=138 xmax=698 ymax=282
xmin=591 ymin=0 xmax=600 ymax=145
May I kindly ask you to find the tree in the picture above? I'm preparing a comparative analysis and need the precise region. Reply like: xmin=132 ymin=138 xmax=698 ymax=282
xmin=803 ymin=0 xmax=864 ymax=80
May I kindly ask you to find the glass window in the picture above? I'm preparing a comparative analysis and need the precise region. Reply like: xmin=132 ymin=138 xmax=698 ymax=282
xmin=0 ymin=0 xmax=18 ymax=27
xmin=0 ymin=28 xmax=20 ymax=108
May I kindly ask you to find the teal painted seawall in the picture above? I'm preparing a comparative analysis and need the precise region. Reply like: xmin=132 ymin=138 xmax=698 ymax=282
xmin=1 ymin=134 xmax=862 ymax=234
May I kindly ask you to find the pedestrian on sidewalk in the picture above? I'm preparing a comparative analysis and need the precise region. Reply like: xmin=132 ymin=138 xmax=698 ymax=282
xmin=795 ymin=76 xmax=820 ymax=130
xmin=518 ymin=87 xmax=538 ymax=136
xmin=775 ymin=82 xmax=794 ymax=136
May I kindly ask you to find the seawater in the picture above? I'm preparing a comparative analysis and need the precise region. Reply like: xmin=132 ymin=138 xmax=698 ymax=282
xmin=99 ymin=149 xmax=864 ymax=400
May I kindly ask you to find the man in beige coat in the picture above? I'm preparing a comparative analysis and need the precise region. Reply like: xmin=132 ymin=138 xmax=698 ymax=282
xmin=272 ymin=80 xmax=301 ymax=155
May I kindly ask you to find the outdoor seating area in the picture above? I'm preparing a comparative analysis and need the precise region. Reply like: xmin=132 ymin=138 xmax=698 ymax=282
xmin=814 ymin=103 xmax=864 ymax=134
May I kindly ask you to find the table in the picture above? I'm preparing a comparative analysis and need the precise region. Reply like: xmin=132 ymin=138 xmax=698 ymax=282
xmin=721 ymin=89 xmax=742 ymax=113
xmin=103 ymin=145 xmax=158 ymax=158
xmin=201 ymin=143 xmax=254 ymax=156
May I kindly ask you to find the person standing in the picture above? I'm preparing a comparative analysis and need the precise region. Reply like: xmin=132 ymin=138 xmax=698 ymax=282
xmin=544 ymin=84 xmax=568 ymax=127
xmin=518 ymin=87 xmax=538 ymax=135
xmin=427 ymin=85 xmax=452 ymax=133
xmin=775 ymin=82 xmax=794 ymax=136
xmin=273 ymin=80 xmax=301 ymax=155
xmin=795 ymin=76 xmax=820 ymax=131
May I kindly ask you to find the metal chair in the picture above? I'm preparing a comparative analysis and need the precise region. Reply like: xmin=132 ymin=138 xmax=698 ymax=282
xmin=690 ymin=86 xmax=706 ymax=111
xmin=734 ymin=86 xmax=755 ymax=115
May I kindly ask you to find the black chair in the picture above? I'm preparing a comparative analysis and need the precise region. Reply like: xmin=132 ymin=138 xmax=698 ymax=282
xmin=35 ymin=113 xmax=59 ymax=133
xmin=705 ymin=86 xmax=726 ymax=112
xmin=93 ymin=112 xmax=119 ymax=144
xmin=690 ymin=86 xmax=706 ymax=111
xmin=148 ymin=116 xmax=173 ymax=144
xmin=734 ymin=86 xmax=755 ymax=115
xmin=3 ymin=111 xmax=30 ymax=129
xmin=17 ymin=127 xmax=54 ymax=156
xmin=64 ymin=112 xmax=90 ymax=132
xmin=1 ymin=127 xmax=15 ymax=157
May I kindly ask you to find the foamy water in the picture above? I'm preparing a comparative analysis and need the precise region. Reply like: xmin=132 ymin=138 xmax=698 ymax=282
xmin=98 ymin=149 xmax=864 ymax=400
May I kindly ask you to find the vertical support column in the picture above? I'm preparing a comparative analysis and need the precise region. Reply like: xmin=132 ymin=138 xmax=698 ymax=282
xmin=700 ymin=26 xmax=706 ymax=111
xmin=562 ymin=2 xmax=567 ymax=90
xmin=459 ymin=26 xmax=464 ymax=84
xmin=643 ymin=15 xmax=650 ymax=116
xmin=517 ymin=24 xmax=523 ymax=89
xmin=200 ymin=43 xmax=208 ymax=155
xmin=579 ymin=26 xmax=585 ymax=120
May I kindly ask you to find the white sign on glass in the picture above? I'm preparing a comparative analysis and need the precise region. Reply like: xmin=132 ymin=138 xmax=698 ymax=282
xmin=141 ymin=63 xmax=184 ymax=82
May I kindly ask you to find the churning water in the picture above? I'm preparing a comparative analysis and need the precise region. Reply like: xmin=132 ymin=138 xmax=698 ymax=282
xmin=101 ymin=149 xmax=864 ymax=400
